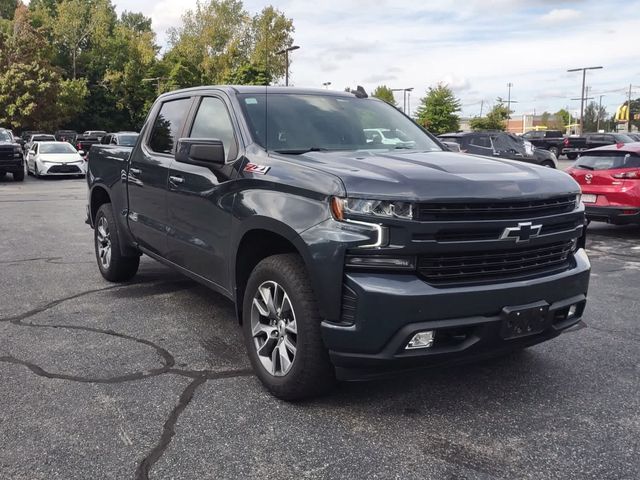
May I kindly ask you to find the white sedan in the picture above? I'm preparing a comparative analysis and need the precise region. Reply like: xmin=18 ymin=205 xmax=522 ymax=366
xmin=26 ymin=141 xmax=86 ymax=177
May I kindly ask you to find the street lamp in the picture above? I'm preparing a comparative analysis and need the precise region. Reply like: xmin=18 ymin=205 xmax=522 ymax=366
xmin=391 ymin=87 xmax=414 ymax=113
xmin=276 ymin=45 xmax=300 ymax=87
xmin=567 ymin=66 xmax=603 ymax=135
xmin=322 ymin=82 xmax=332 ymax=89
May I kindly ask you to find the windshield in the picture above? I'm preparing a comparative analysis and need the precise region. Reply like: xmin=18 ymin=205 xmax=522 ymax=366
xmin=39 ymin=143 xmax=77 ymax=154
xmin=33 ymin=135 xmax=55 ymax=142
xmin=238 ymin=93 xmax=442 ymax=153
xmin=575 ymin=153 xmax=640 ymax=170
xmin=0 ymin=130 xmax=12 ymax=142
xmin=119 ymin=134 xmax=139 ymax=147
xmin=614 ymin=134 xmax=634 ymax=143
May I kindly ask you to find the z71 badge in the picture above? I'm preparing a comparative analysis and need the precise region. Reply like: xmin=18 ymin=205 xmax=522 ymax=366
xmin=244 ymin=163 xmax=270 ymax=175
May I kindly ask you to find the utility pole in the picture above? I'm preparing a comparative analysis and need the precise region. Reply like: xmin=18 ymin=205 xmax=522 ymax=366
xmin=276 ymin=45 xmax=300 ymax=86
xmin=507 ymin=82 xmax=513 ymax=120
xmin=479 ymin=100 xmax=484 ymax=117
xmin=391 ymin=87 xmax=414 ymax=113
xmin=567 ymin=66 xmax=603 ymax=135
xmin=597 ymin=94 xmax=605 ymax=132
xmin=628 ymin=83 xmax=633 ymax=133
xmin=142 ymin=77 xmax=167 ymax=95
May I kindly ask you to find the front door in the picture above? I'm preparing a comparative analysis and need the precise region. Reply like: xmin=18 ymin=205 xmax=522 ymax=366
xmin=127 ymin=96 xmax=194 ymax=256
xmin=165 ymin=95 xmax=241 ymax=291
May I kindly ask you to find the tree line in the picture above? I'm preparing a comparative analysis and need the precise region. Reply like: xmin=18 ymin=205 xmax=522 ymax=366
xmin=371 ymin=83 xmax=631 ymax=135
xmin=0 ymin=0 xmax=293 ymax=133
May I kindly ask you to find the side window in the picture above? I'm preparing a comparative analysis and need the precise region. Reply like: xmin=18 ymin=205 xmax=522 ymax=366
xmin=189 ymin=97 xmax=238 ymax=161
xmin=148 ymin=98 xmax=192 ymax=154
xmin=470 ymin=136 xmax=491 ymax=148
xmin=111 ymin=136 xmax=118 ymax=145
xmin=101 ymin=135 xmax=110 ymax=145
xmin=604 ymin=135 xmax=615 ymax=143
xmin=32 ymin=144 xmax=38 ymax=154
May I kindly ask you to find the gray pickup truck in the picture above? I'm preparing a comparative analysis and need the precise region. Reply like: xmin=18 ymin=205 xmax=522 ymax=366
xmin=86 ymin=86 xmax=591 ymax=400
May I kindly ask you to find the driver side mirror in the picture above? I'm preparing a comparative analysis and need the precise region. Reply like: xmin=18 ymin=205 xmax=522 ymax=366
xmin=175 ymin=138 xmax=225 ymax=167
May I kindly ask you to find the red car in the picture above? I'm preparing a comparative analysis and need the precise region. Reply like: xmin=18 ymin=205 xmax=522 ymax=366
xmin=566 ymin=142 xmax=640 ymax=224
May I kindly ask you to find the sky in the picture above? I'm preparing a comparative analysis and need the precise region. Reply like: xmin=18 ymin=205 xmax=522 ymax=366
xmin=92 ymin=0 xmax=640 ymax=117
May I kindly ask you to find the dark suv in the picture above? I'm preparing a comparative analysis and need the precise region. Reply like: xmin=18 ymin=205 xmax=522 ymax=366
xmin=439 ymin=131 xmax=557 ymax=168
xmin=0 ymin=128 xmax=25 ymax=181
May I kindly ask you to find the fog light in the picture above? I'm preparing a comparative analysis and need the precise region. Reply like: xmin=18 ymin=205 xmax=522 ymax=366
xmin=568 ymin=304 xmax=578 ymax=318
xmin=406 ymin=331 xmax=434 ymax=350
xmin=346 ymin=255 xmax=416 ymax=269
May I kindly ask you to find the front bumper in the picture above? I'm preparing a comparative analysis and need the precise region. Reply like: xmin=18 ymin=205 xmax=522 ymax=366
xmin=322 ymin=249 xmax=590 ymax=376
xmin=585 ymin=205 xmax=640 ymax=225
xmin=38 ymin=162 xmax=85 ymax=176
xmin=0 ymin=158 xmax=23 ymax=171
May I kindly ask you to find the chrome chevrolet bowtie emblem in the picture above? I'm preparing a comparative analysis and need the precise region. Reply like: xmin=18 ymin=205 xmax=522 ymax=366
xmin=500 ymin=222 xmax=542 ymax=243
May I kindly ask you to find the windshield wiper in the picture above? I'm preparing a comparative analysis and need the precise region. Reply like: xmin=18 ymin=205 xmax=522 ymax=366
xmin=575 ymin=165 xmax=594 ymax=170
xmin=273 ymin=147 xmax=330 ymax=155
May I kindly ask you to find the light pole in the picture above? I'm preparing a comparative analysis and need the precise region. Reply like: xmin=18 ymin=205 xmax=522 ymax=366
xmin=142 ymin=77 xmax=167 ymax=95
xmin=597 ymin=94 xmax=605 ymax=132
xmin=506 ymin=83 xmax=517 ymax=120
xmin=391 ymin=87 xmax=414 ymax=113
xmin=276 ymin=45 xmax=300 ymax=86
xmin=567 ymin=66 xmax=603 ymax=135
xmin=322 ymin=82 xmax=331 ymax=89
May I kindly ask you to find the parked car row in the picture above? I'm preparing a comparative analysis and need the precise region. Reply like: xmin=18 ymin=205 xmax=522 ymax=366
xmin=438 ymin=131 xmax=558 ymax=168
xmin=522 ymin=129 xmax=637 ymax=160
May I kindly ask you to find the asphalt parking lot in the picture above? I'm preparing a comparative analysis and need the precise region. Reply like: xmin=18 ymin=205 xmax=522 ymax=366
xmin=1 ymin=174 xmax=639 ymax=480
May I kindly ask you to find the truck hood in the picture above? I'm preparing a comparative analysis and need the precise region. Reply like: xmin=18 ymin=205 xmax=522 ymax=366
xmin=287 ymin=150 xmax=579 ymax=200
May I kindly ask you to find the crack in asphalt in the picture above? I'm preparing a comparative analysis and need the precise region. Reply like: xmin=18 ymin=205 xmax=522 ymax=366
xmin=0 ymin=283 xmax=255 ymax=479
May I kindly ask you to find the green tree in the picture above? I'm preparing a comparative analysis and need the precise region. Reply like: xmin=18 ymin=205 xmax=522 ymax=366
xmin=554 ymin=108 xmax=571 ymax=131
xmin=52 ymin=0 xmax=115 ymax=78
xmin=415 ymin=83 xmax=461 ymax=134
xmin=583 ymin=101 xmax=607 ymax=132
xmin=0 ymin=4 xmax=63 ymax=130
xmin=222 ymin=63 xmax=272 ymax=85
xmin=371 ymin=85 xmax=397 ymax=106
xmin=0 ymin=0 xmax=17 ymax=19
xmin=249 ymin=6 xmax=294 ymax=81
xmin=469 ymin=103 xmax=509 ymax=131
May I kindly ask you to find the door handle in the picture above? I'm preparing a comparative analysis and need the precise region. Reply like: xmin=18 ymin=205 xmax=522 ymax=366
xmin=129 ymin=168 xmax=142 ymax=175
xmin=169 ymin=175 xmax=184 ymax=185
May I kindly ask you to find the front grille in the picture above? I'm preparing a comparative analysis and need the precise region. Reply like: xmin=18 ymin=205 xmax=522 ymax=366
xmin=418 ymin=240 xmax=575 ymax=286
xmin=417 ymin=196 xmax=576 ymax=221
xmin=48 ymin=164 xmax=81 ymax=174
xmin=0 ymin=147 xmax=15 ymax=160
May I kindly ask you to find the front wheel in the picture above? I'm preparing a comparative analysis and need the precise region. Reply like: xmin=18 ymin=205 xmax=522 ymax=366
xmin=13 ymin=168 xmax=24 ymax=181
xmin=242 ymin=254 xmax=335 ymax=400
xmin=94 ymin=203 xmax=140 ymax=282
xmin=548 ymin=146 xmax=559 ymax=158
xmin=541 ymin=160 xmax=555 ymax=168
xmin=567 ymin=153 xmax=578 ymax=160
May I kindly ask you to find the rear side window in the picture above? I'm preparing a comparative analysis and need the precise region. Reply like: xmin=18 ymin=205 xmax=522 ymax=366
xmin=189 ymin=97 xmax=238 ymax=161
xmin=148 ymin=98 xmax=192 ymax=154
xmin=470 ymin=136 xmax=492 ymax=148
xmin=576 ymin=153 xmax=640 ymax=170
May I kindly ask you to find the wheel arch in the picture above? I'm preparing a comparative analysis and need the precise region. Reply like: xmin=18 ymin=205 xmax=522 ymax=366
xmin=232 ymin=218 xmax=317 ymax=324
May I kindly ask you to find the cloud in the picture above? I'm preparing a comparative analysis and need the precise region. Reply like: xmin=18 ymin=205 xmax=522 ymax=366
xmin=439 ymin=74 xmax=471 ymax=92
xmin=539 ymin=8 xmax=583 ymax=24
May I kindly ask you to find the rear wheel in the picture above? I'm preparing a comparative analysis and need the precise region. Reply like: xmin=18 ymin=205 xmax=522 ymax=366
xmin=541 ymin=160 xmax=555 ymax=168
xmin=0 ymin=171 xmax=5 ymax=180
xmin=242 ymin=254 xmax=335 ymax=401
xmin=94 ymin=203 xmax=140 ymax=282
xmin=567 ymin=153 xmax=578 ymax=160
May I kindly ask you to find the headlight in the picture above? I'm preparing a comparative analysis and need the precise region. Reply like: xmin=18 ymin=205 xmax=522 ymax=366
xmin=575 ymin=193 xmax=582 ymax=206
xmin=331 ymin=197 xmax=413 ymax=220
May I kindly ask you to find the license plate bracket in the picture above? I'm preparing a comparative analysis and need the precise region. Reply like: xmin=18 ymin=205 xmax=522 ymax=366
xmin=500 ymin=302 xmax=550 ymax=339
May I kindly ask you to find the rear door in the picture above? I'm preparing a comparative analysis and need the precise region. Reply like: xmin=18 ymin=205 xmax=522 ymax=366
xmin=467 ymin=135 xmax=494 ymax=157
xmin=165 ymin=94 xmax=242 ymax=291
xmin=127 ymin=95 xmax=195 ymax=256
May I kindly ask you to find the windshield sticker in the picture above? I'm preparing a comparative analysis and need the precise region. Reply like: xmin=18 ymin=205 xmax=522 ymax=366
xmin=244 ymin=98 xmax=258 ymax=104
xmin=244 ymin=163 xmax=270 ymax=175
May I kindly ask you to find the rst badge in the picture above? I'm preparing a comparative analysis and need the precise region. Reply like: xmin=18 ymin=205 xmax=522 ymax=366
xmin=244 ymin=163 xmax=270 ymax=175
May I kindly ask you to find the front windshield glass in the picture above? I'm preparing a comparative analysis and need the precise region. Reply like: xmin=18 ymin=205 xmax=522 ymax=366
xmin=238 ymin=93 xmax=442 ymax=153
xmin=40 ymin=143 xmax=77 ymax=154
xmin=33 ymin=135 xmax=55 ymax=142
xmin=0 ymin=130 xmax=12 ymax=142
xmin=119 ymin=134 xmax=139 ymax=147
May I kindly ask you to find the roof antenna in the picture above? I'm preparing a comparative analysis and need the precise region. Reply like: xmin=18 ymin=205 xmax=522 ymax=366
xmin=352 ymin=85 xmax=368 ymax=99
